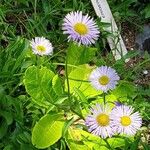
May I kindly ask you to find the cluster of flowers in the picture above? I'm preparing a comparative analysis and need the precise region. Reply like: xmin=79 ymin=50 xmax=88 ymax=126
xmin=85 ymin=103 xmax=142 ymax=139
xmin=29 ymin=10 xmax=142 ymax=139
xmin=30 ymin=11 xmax=100 ymax=56
xmin=86 ymin=66 xmax=142 ymax=138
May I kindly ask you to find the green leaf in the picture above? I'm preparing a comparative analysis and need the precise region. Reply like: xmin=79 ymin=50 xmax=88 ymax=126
xmin=62 ymin=117 xmax=74 ymax=137
xmin=67 ymin=141 xmax=90 ymax=150
xmin=0 ymin=110 xmax=13 ymax=125
xmin=107 ymin=137 xmax=125 ymax=149
xmin=0 ymin=120 xmax=8 ymax=139
xmin=66 ymin=128 xmax=91 ymax=150
xmin=67 ymin=42 xmax=97 ymax=73
xmin=105 ymin=94 xmax=117 ymax=103
xmin=24 ymin=66 xmax=57 ymax=107
xmin=3 ymin=145 xmax=13 ymax=150
xmin=74 ymin=88 xmax=87 ymax=103
xmin=66 ymin=128 xmax=127 ymax=150
xmin=32 ymin=114 xmax=64 ymax=149
xmin=65 ymin=64 xmax=102 ymax=97
xmin=52 ymin=75 xmax=64 ymax=96
xmin=66 ymin=127 xmax=104 ymax=150
xmin=112 ymin=81 xmax=136 ymax=100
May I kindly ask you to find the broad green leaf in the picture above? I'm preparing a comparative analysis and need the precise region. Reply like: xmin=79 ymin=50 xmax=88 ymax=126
xmin=66 ymin=127 xmax=126 ymax=150
xmin=66 ymin=127 xmax=104 ymax=150
xmin=67 ymin=42 xmax=97 ymax=73
xmin=105 ymin=94 xmax=117 ymax=102
xmin=66 ymin=128 xmax=91 ymax=150
xmin=32 ymin=114 xmax=64 ymax=149
xmin=112 ymin=81 xmax=136 ymax=100
xmin=24 ymin=66 xmax=57 ymax=107
xmin=52 ymin=75 xmax=64 ymax=95
xmin=65 ymin=64 xmax=102 ymax=97
xmin=107 ymin=137 xmax=125 ymax=149
xmin=67 ymin=141 xmax=90 ymax=150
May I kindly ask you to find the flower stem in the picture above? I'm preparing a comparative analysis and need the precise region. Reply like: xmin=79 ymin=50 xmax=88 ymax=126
xmin=103 ymin=92 xmax=106 ymax=104
xmin=104 ymin=138 xmax=113 ymax=150
xmin=65 ymin=53 xmax=71 ymax=101
xmin=36 ymin=55 xmax=41 ymax=67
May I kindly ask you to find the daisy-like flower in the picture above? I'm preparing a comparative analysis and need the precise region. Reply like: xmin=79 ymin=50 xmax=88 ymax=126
xmin=89 ymin=66 xmax=120 ymax=92
xmin=62 ymin=11 xmax=100 ymax=45
xmin=85 ymin=104 xmax=114 ymax=138
xmin=110 ymin=105 xmax=142 ymax=136
xmin=30 ymin=37 xmax=53 ymax=56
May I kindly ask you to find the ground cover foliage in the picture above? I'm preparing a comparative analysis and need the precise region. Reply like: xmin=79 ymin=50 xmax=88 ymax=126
xmin=0 ymin=0 xmax=150 ymax=150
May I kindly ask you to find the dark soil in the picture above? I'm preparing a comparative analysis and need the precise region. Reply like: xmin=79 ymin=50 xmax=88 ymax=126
xmin=121 ymin=22 xmax=150 ymax=86
xmin=121 ymin=22 xmax=137 ymax=50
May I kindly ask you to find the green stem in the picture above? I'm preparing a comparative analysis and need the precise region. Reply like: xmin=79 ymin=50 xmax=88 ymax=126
xmin=34 ymin=0 xmax=37 ymax=19
xmin=103 ymin=92 xmax=106 ymax=104
xmin=65 ymin=54 xmax=71 ymax=101
xmin=104 ymin=138 xmax=113 ymax=150
xmin=36 ymin=55 xmax=41 ymax=67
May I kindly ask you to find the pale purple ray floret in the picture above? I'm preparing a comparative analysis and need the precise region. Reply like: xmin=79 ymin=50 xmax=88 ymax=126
xmin=62 ymin=11 xmax=100 ymax=45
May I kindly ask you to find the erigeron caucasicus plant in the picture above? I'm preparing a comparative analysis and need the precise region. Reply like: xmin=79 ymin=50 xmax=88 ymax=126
xmin=22 ymin=11 xmax=143 ymax=149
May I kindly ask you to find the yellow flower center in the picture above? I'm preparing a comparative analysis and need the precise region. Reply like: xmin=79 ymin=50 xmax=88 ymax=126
xmin=96 ymin=114 xmax=110 ymax=126
xmin=37 ymin=45 xmax=46 ymax=52
xmin=74 ymin=23 xmax=88 ymax=35
xmin=121 ymin=116 xmax=131 ymax=126
xmin=99 ymin=75 xmax=110 ymax=85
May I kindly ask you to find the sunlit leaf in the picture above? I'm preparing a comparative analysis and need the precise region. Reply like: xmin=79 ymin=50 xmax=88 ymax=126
xmin=32 ymin=114 xmax=64 ymax=149
xmin=65 ymin=64 xmax=102 ymax=97
xmin=24 ymin=66 xmax=57 ymax=107
xmin=66 ymin=127 xmax=104 ymax=150
xmin=67 ymin=42 xmax=97 ymax=73
xmin=52 ymin=75 xmax=64 ymax=96
xmin=66 ymin=127 xmax=127 ymax=150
